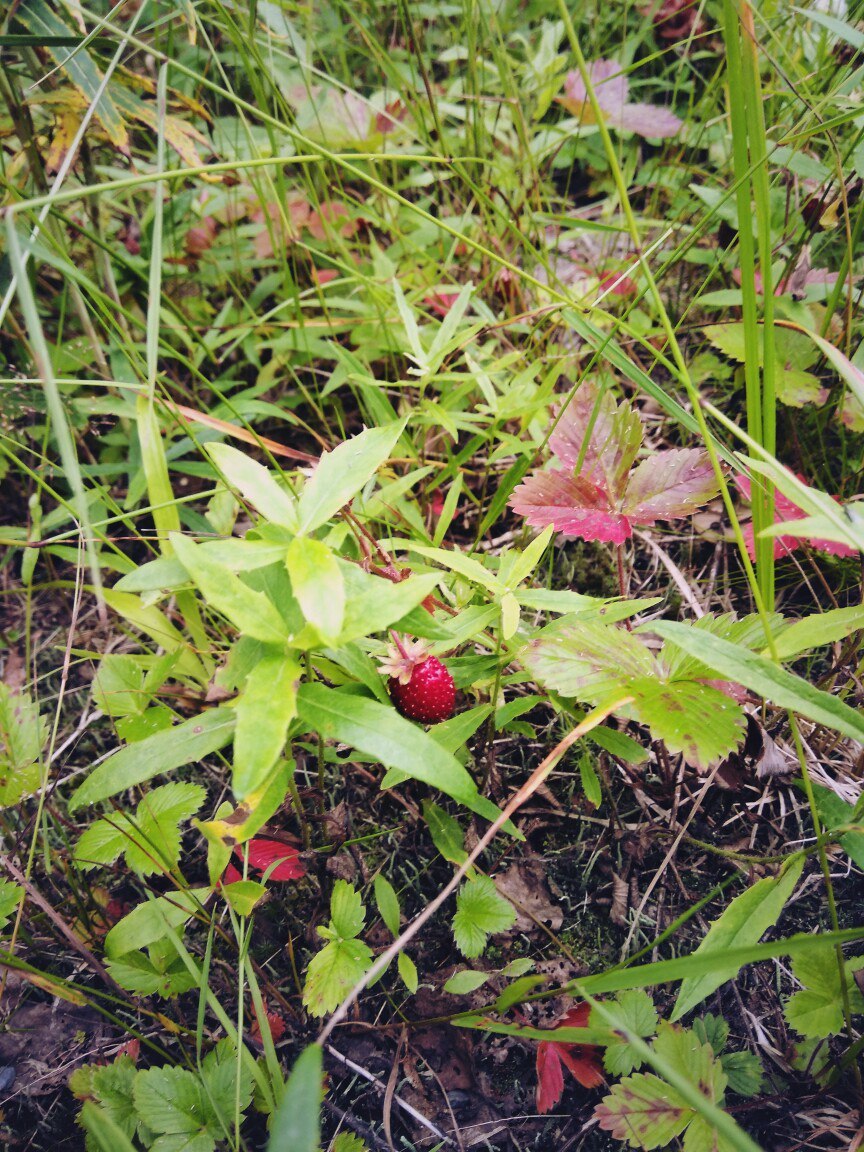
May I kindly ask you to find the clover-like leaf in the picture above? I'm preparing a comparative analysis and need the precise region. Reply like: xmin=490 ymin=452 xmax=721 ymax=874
xmin=452 ymin=875 xmax=516 ymax=958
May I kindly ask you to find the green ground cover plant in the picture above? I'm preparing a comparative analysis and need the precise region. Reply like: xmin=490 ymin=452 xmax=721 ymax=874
xmin=2 ymin=0 xmax=864 ymax=1148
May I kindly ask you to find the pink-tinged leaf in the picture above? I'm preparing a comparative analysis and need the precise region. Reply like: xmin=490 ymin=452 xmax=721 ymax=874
xmin=624 ymin=448 xmax=719 ymax=522
xmin=509 ymin=471 xmax=632 ymax=543
xmin=228 ymin=837 xmax=306 ymax=882
xmin=424 ymin=290 xmax=460 ymax=317
xmin=536 ymin=1003 xmax=604 ymax=1113
xmin=738 ymin=475 xmax=856 ymax=559
xmin=564 ymin=60 xmax=629 ymax=114
xmin=561 ymin=60 xmax=681 ymax=139
xmin=611 ymin=102 xmax=682 ymax=139
xmin=549 ymin=383 xmax=643 ymax=499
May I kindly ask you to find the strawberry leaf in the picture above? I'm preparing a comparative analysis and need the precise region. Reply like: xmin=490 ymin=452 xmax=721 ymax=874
xmin=549 ymin=383 xmax=643 ymax=499
xmin=510 ymin=384 xmax=717 ymax=544
xmin=624 ymin=449 xmax=720 ymax=523
xmin=452 ymin=875 xmax=516 ymax=958
xmin=509 ymin=470 xmax=632 ymax=543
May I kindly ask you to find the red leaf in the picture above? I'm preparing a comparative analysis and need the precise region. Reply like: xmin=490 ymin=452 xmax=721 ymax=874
xmin=250 ymin=1008 xmax=286 ymax=1047
xmin=424 ymin=290 xmax=460 ymax=318
xmin=510 ymin=383 xmax=718 ymax=544
xmin=509 ymin=470 xmax=632 ymax=543
xmin=227 ymin=838 xmax=306 ymax=882
xmin=624 ymin=448 xmax=719 ymax=523
xmin=536 ymin=1003 xmax=604 ymax=1113
xmin=737 ymin=475 xmax=855 ymax=559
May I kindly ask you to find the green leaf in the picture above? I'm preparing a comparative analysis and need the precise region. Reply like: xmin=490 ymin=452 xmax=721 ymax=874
xmin=373 ymin=875 xmax=401 ymax=938
xmin=296 ymin=683 xmax=506 ymax=827
xmin=222 ymin=880 xmax=267 ymax=916
xmin=784 ymin=943 xmax=864 ymax=1039
xmin=452 ymin=875 xmax=516 ymax=958
xmin=692 ymin=1013 xmax=729 ymax=1055
xmin=69 ymin=707 xmax=235 ymax=811
xmin=302 ymin=937 xmax=374 ymax=1017
xmin=580 ymin=754 xmax=603 ymax=806
xmin=297 ymin=422 xmax=405 ymax=533
xmin=171 ymin=534 xmax=294 ymax=644
xmin=105 ymin=888 xmax=209 ymax=959
xmin=286 ymin=537 xmax=345 ymax=644
xmin=15 ymin=0 xmax=128 ymax=151
xmin=103 ymin=590 xmax=207 ymax=684
xmin=0 ymin=683 xmax=47 ymax=807
xmin=769 ymin=604 xmax=864 ymax=660
xmin=72 ymin=1056 xmax=138 ymax=1140
xmin=267 ymin=1046 xmax=323 ymax=1152
xmin=205 ymin=443 xmax=298 ymax=531
xmin=409 ymin=543 xmax=504 ymax=595
xmin=92 ymin=655 xmax=148 ymax=718
xmin=80 ymin=1102 xmax=139 ymax=1152
xmin=422 ymin=800 xmax=468 ymax=865
xmin=233 ymin=651 xmax=301 ymax=798
xmin=594 ymin=1073 xmax=692 ymax=1149
xmin=337 ymin=570 xmax=440 ymax=644
xmin=332 ymin=1132 xmax=367 ymax=1152
xmin=624 ymin=677 xmax=746 ymax=771
xmin=672 ymin=859 xmax=804 ymax=1020
xmin=720 ymin=1051 xmax=764 ymax=1098
xmin=132 ymin=1066 xmax=206 ymax=1137
xmin=444 ymin=969 xmax=490 ymax=995
xmin=398 ymin=952 xmax=418 ymax=994
xmin=600 ymin=990 xmax=659 ymax=1076
xmin=0 ymin=879 xmax=22 ymax=932
xmin=107 ymin=948 xmax=198 ymax=998
xmin=76 ymin=782 xmax=205 ymax=877
xmin=330 ymin=879 xmax=366 ymax=939
xmin=810 ymin=784 xmax=864 ymax=870
xmin=649 ymin=621 xmax=864 ymax=745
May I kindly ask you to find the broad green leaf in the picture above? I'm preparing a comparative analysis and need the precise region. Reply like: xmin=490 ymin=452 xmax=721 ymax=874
xmin=500 ymin=591 xmax=520 ymax=639
xmin=105 ymin=888 xmax=210 ymax=958
xmin=285 ymin=536 xmax=345 ymax=644
xmin=649 ymin=621 xmax=864 ymax=744
xmin=595 ymin=1072 xmax=692 ymax=1149
xmin=398 ymin=951 xmax=418 ymax=994
xmin=409 ymin=543 xmax=504 ymax=595
xmin=507 ymin=524 xmax=555 ymax=588
xmin=599 ymin=990 xmax=659 ymax=1075
xmin=195 ymin=759 xmax=292 ymax=885
xmin=452 ymin=875 xmax=516 ymax=958
xmin=75 ymin=782 xmax=205 ymax=876
xmin=206 ymin=442 xmax=298 ymax=531
xmin=80 ymin=1103 xmax=139 ymax=1152
xmin=720 ymin=1051 xmax=765 ymax=1098
xmin=296 ymin=683 xmax=505 ymax=826
xmin=267 ymin=1045 xmax=322 ymax=1152
xmin=132 ymin=1066 xmax=206 ymax=1137
xmin=422 ymin=800 xmax=468 ymax=865
xmin=92 ymin=655 xmax=148 ymax=718
xmin=302 ymin=936 xmax=374 ymax=1017
xmin=297 ymin=421 xmax=405 ymax=533
xmin=337 ymin=569 xmax=440 ymax=645
xmin=107 ymin=948 xmax=197 ymax=998
xmin=69 ymin=707 xmax=235 ymax=811
xmin=623 ymin=676 xmax=746 ymax=771
xmin=769 ymin=604 xmax=864 ymax=660
xmin=103 ymin=589 xmax=208 ymax=684
xmin=672 ymin=859 xmax=804 ymax=1020
xmin=373 ymin=874 xmax=401 ymax=938
xmin=222 ymin=879 xmax=267 ymax=916
xmin=444 ymin=969 xmax=490 ymax=995
xmin=0 ymin=879 xmax=22 ymax=932
xmin=233 ymin=652 xmax=301 ymax=798
xmin=810 ymin=784 xmax=864 ymax=870
xmin=330 ymin=879 xmax=366 ymax=939
xmin=0 ymin=683 xmax=47 ymax=807
xmin=784 ymin=943 xmax=864 ymax=1039
xmin=115 ymin=541 xmax=290 ymax=594
xmin=171 ymin=534 xmax=293 ymax=644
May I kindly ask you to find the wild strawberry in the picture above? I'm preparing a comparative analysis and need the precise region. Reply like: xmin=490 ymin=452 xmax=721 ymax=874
xmin=380 ymin=638 xmax=456 ymax=724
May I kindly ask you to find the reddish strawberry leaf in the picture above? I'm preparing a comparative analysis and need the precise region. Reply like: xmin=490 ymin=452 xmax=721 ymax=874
xmin=624 ymin=448 xmax=719 ymax=522
xmin=536 ymin=1003 xmax=604 ymax=1113
xmin=560 ymin=60 xmax=682 ymax=139
xmin=738 ymin=475 xmax=855 ymax=559
xmin=510 ymin=383 xmax=719 ymax=544
xmin=548 ymin=383 xmax=642 ymax=500
xmin=509 ymin=471 xmax=632 ymax=544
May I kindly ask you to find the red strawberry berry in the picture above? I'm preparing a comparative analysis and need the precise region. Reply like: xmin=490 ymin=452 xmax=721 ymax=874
xmin=380 ymin=638 xmax=456 ymax=724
